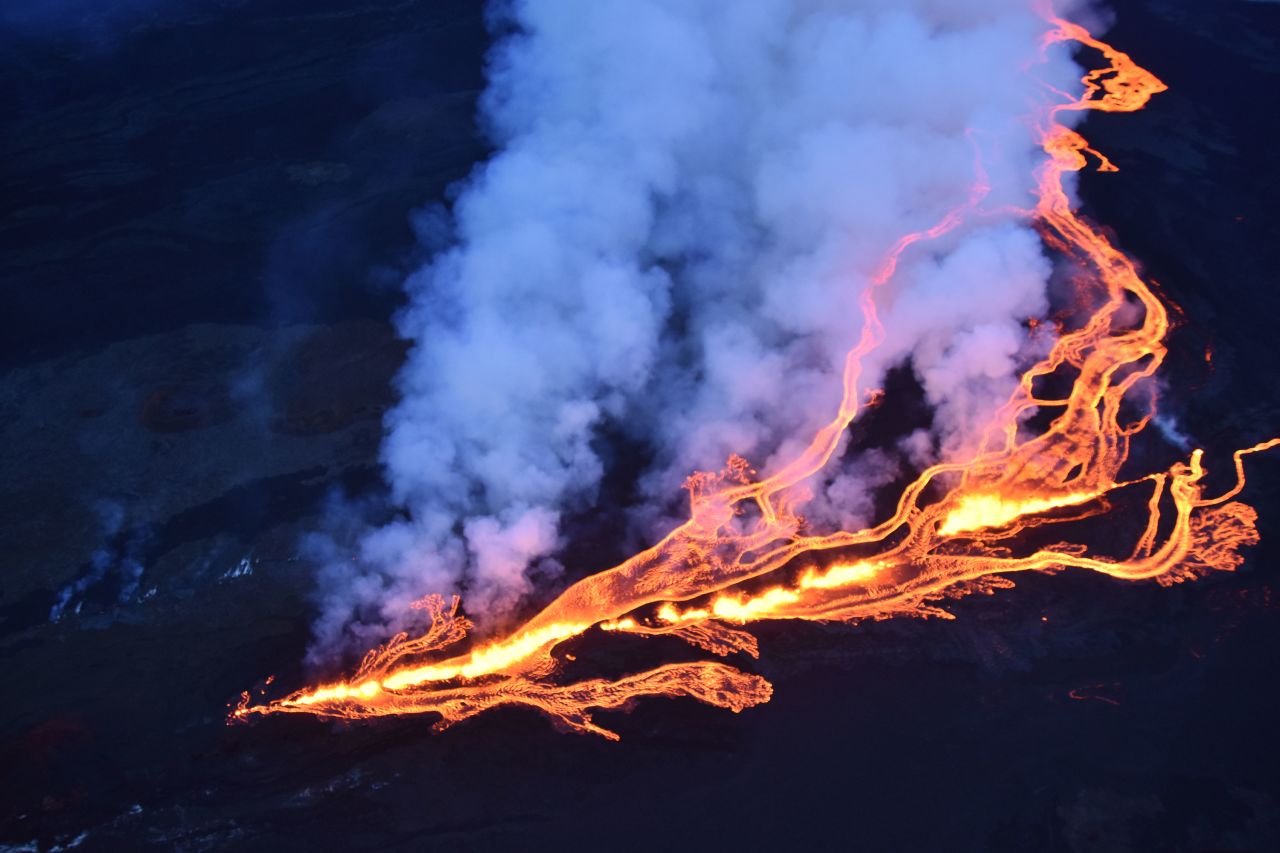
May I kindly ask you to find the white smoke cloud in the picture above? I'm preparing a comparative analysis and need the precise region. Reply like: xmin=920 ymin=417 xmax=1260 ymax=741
xmin=311 ymin=0 xmax=1088 ymax=657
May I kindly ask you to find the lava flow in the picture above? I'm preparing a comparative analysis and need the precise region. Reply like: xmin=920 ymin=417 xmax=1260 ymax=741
xmin=233 ymin=11 xmax=1276 ymax=740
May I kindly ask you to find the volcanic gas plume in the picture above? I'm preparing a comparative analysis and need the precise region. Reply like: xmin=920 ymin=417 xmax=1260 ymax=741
xmin=309 ymin=0 xmax=1083 ymax=658
xmin=235 ymin=5 xmax=1276 ymax=739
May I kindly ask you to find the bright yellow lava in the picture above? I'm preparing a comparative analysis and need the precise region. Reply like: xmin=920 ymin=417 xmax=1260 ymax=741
xmin=651 ymin=561 xmax=885 ymax=625
xmin=381 ymin=622 xmax=589 ymax=690
xmin=288 ymin=679 xmax=382 ymax=707
xmin=799 ymin=560 xmax=882 ymax=590
xmin=280 ymin=622 xmax=592 ymax=707
xmin=937 ymin=492 xmax=1097 ymax=537
xmin=711 ymin=587 xmax=802 ymax=622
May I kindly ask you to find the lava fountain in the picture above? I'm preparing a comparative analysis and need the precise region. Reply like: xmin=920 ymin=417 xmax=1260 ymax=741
xmin=233 ymin=10 xmax=1276 ymax=740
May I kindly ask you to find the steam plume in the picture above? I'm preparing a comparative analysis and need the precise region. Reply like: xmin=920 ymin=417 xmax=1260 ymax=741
xmin=312 ymin=0 xmax=1087 ymax=658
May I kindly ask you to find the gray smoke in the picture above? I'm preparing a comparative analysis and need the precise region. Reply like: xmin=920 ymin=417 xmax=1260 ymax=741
xmin=311 ymin=0 xmax=1089 ymax=658
xmin=49 ymin=500 xmax=148 ymax=622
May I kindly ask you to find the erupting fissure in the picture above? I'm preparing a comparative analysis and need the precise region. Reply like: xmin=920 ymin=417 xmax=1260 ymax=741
xmin=233 ymin=10 xmax=1276 ymax=739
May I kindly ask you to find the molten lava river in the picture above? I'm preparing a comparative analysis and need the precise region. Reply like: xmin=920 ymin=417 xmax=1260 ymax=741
xmin=234 ymin=12 xmax=1277 ymax=739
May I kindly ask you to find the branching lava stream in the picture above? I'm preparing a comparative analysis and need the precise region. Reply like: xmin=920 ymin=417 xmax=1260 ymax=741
xmin=233 ymin=11 xmax=1277 ymax=740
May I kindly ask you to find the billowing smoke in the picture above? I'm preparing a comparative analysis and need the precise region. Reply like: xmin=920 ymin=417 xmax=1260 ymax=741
xmin=311 ymin=0 xmax=1088 ymax=658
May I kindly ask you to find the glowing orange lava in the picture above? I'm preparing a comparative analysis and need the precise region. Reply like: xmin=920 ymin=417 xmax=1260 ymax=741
xmin=233 ymin=11 xmax=1276 ymax=739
